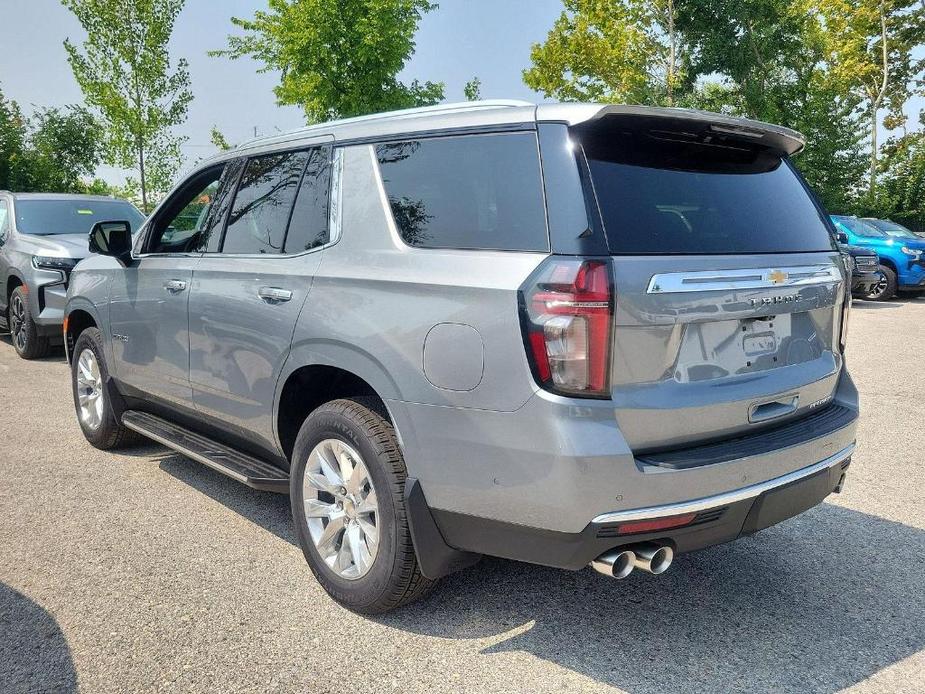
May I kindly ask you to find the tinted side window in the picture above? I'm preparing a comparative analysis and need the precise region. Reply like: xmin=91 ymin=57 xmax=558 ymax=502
xmin=284 ymin=146 xmax=332 ymax=254
xmin=376 ymin=132 xmax=548 ymax=251
xmin=222 ymin=151 xmax=309 ymax=254
xmin=194 ymin=158 xmax=245 ymax=252
xmin=0 ymin=201 xmax=9 ymax=241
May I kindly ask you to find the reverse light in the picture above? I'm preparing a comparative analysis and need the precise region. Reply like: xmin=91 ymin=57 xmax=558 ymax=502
xmin=519 ymin=257 xmax=614 ymax=398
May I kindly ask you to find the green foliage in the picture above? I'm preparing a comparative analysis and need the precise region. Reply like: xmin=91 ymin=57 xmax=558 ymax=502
xmin=0 ymin=86 xmax=105 ymax=194
xmin=464 ymin=77 xmax=482 ymax=101
xmin=213 ymin=0 xmax=444 ymax=123
xmin=21 ymin=106 xmax=105 ymax=193
xmin=523 ymin=0 xmax=684 ymax=106
xmin=210 ymin=126 xmax=233 ymax=151
xmin=0 ymin=89 xmax=27 ymax=191
xmin=62 ymin=0 xmax=192 ymax=212
xmin=871 ymin=126 xmax=925 ymax=231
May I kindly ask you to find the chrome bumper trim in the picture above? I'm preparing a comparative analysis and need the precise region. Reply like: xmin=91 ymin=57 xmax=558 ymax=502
xmin=591 ymin=443 xmax=855 ymax=525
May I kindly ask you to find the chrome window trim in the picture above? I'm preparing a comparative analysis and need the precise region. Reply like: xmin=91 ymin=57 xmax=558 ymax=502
xmin=591 ymin=443 xmax=854 ymax=524
xmin=646 ymin=264 xmax=843 ymax=294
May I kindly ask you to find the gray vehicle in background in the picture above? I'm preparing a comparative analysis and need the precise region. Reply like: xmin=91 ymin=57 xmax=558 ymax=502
xmin=0 ymin=193 xmax=144 ymax=358
xmin=64 ymin=101 xmax=859 ymax=614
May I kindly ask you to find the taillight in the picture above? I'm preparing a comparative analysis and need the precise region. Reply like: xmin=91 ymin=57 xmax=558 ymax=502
xmin=519 ymin=257 xmax=614 ymax=398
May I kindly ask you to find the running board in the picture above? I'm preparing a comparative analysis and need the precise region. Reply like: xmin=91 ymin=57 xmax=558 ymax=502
xmin=122 ymin=410 xmax=290 ymax=493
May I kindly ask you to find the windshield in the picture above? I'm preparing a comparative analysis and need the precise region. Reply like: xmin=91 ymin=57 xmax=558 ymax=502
xmin=582 ymin=131 xmax=835 ymax=255
xmin=15 ymin=199 xmax=145 ymax=236
xmin=832 ymin=216 xmax=888 ymax=238
xmin=864 ymin=219 xmax=919 ymax=239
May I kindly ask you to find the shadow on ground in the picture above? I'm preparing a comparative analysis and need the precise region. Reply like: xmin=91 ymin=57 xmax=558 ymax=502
xmin=158 ymin=456 xmax=925 ymax=693
xmin=851 ymin=300 xmax=904 ymax=309
xmin=0 ymin=583 xmax=77 ymax=693
xmin=0 ymin=334 xmax=66 ymax=362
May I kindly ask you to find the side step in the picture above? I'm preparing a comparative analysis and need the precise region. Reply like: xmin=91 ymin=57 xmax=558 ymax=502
xmin=122 ymin=410 xmax=290 ymax=493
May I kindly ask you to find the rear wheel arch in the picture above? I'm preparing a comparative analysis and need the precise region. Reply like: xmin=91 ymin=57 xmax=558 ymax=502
xmin=276 ymin=364 xmax=394 ymax=464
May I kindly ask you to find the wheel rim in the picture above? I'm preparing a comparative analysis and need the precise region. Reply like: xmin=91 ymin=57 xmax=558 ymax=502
xmin=10 ymin=294 xmax=26 ymax=352
xmin=75 ymin=348 xmax=105 ymax=430
xmin=302 ymin=438 xmax=379 ymax=580
xmin=867 ymin=272 xmax=889 ymax=299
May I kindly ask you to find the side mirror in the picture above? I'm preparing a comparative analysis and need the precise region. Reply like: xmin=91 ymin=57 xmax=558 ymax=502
xmin=836 ymin=231 xmax=849 ymax=244
xmin=89 ymin=221 xmax=133 ymax=264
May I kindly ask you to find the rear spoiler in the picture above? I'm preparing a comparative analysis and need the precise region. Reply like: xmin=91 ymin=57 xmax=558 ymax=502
xmin=536 ymin=104 xmax=805 ymax=157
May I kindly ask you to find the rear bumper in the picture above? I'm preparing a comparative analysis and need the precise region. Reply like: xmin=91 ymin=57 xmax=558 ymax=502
xmin=389 ymin=369 xmax=859 ymax=535
xmin=431 ymin=446 xmax=853 ymax=570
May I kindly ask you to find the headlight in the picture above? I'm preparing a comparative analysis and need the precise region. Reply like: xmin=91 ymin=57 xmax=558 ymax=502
xmin=32 ymin=256 xmax=79 ymax=272
xmin=900 ymin=246 xmax=922 ymax=256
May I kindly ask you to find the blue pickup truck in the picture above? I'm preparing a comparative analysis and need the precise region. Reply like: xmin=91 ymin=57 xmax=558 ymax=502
xmin=830 ymin=215 xmax=925 ymax=300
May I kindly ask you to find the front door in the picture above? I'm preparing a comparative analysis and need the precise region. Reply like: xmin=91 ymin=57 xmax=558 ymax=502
xmin=109 ymin=161 xmax=239 ymax=407
xmin=188 ymin=143 xmax=333 ymax=450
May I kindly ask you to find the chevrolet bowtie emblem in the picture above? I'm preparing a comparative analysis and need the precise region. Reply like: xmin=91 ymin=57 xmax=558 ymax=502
xmin=768 ymin=270 xmax=788 ymax=285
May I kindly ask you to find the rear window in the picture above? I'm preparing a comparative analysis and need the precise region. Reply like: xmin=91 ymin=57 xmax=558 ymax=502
xmin=15 ymin=199 xmax=145 ymax=236
xmin=376 ymin=132 xmax=548 ymax=251
xmin=582 ymin=131 xmax=835 ymax=255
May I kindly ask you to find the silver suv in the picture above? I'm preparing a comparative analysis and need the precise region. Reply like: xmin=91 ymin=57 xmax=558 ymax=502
xmin=0 ymin=193 xmax=144 ymax=359
xmin=65 ymin=101 xmax=859 ymax=614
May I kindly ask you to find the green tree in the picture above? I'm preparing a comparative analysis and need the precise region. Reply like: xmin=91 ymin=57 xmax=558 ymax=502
xmin=523 ymin=0 xmax=685 ymax=106
xmin=210 ymin=126 xmax=233 ymax=151
xmin=464 ymin=77 xmax=482 ymax=101
xmin=0 ymin=88 xmax=27 ymax=191
xmin=22 ymin=106 xmax=104 ymax=193
xmin=679 ymin=1 xmax=867 ymax=210
xmin=801 ymin=0 xmax=925 ymax=198
xmin=213 ymin=0 xmax=444 ymax=123
xmin=62 ymin=0 xmax=193 ymax=211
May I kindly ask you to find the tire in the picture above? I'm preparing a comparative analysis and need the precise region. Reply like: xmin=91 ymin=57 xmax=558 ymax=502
xmin=71 ymin=327 xmax=138 ymax=450
xmin=864 ymin=265 xmax=897 ymax=301
xmin=8 ymin=286 xmax=51 ymax=359
xmin=290 ymin=398 xmax=434 ymax=614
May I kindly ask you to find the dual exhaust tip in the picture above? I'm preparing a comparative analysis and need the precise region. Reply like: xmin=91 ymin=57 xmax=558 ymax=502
xmin=590 ymin=542 xmax=674 ymax=579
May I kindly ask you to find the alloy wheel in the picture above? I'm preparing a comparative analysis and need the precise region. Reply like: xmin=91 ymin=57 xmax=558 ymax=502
xmin=302 ymin=438 xmax=379 ymax=580
xmin=867 ymin=273 xmax=889 ymax=300
xmin=9 ymin=293 xmax=26 ymax=352
xmin=76 ymin=348 xmax=105 ymax=430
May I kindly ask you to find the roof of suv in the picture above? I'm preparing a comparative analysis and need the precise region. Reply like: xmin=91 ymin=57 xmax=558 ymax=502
xmin=3 ymin=192 xmax=128 ymax=202
xmin=209 ymin=100 xmax=805 ymax=163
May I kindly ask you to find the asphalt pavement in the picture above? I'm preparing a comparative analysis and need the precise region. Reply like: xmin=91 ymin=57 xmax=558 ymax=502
xmin=1 ymin=297 xmax=923 ymax=693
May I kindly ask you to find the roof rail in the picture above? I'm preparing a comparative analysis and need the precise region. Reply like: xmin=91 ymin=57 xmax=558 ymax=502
xmin=236 ymin=99 xmax=534 ymax=150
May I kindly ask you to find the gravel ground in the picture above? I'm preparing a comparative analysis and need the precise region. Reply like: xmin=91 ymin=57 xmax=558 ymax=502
xmin=1 ymin=297 xmax=923 ymax=694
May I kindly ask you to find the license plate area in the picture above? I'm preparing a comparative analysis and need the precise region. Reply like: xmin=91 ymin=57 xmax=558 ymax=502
xmin=743 ymin=331 xmax=777 ymax=356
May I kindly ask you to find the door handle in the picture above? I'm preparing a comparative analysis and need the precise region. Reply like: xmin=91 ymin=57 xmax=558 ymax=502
xmin=164 ymin=279 xmax=187 ymax=293
xmin=258 ymin=287 xmax=293 ymax=303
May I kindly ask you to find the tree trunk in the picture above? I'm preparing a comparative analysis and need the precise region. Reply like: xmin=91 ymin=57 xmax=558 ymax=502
xmin=667 ymin=0 xmax=676 ymax=107
xmin=138 ymin=138 xmax=148 ymax=213
xmin=869 ymin=106 xmax=878 ymax=200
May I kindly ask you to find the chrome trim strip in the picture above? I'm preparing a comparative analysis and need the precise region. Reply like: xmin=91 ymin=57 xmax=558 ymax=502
xmin=591 ymin=443 xmax=854 ymax=524
xmin=646 ymin=264 xmax=842 ymax=294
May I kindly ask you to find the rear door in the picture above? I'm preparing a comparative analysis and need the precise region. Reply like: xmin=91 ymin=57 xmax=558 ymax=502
xmin=188 ymin=142 xmax=333 ymax=451
xmin=577 ymin=117 xmax=846 ymax=451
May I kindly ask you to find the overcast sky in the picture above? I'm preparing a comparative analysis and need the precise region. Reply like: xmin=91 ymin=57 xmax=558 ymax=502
xmin=1 ymin=0 xmax=920 ymax=186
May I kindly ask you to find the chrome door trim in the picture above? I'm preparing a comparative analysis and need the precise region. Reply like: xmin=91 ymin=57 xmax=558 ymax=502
xmin=591 ymin=443 xmax=854 ymax=524
xmin=646 ymin=264 xmax=843 ymax=294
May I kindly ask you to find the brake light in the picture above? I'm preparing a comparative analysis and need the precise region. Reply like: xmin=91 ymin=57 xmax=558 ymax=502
xmin=519 ymin=257 xmax=614 ymax=398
